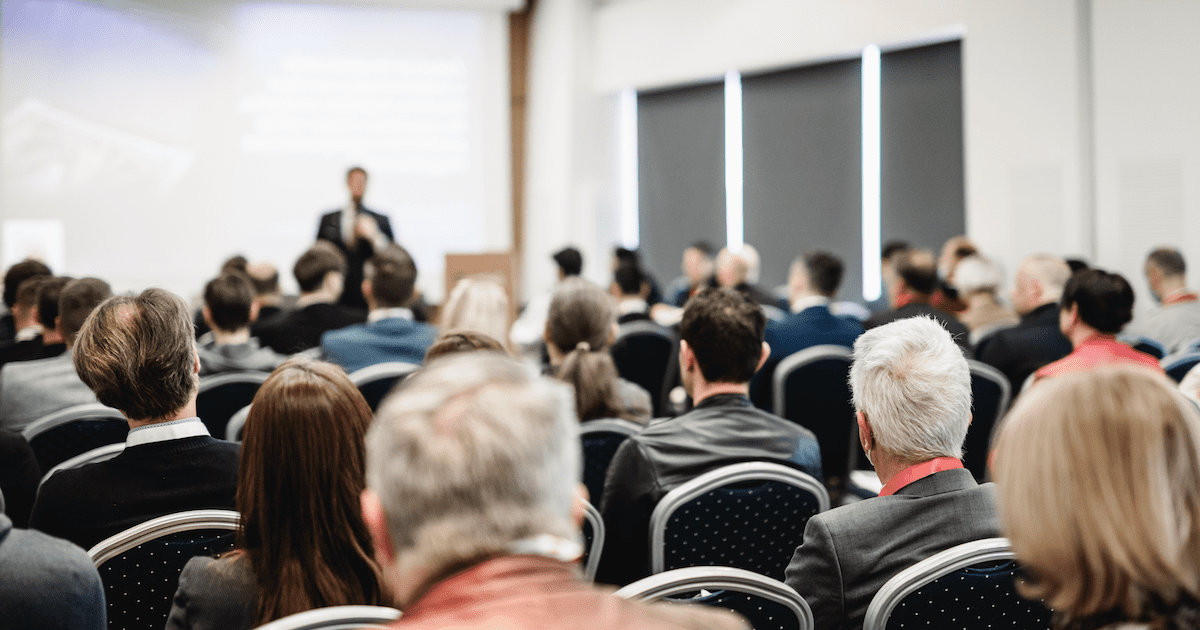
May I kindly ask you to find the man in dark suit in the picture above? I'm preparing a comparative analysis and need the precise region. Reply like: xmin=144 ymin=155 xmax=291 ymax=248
xmin=750 ymin=251 xmax=864 ymax=411
xmin=976 ymin=253 xmax=1073 ymax=390
xmin=864 ymin=248 xmax=972 ymax=355
xmin=785 ymin=316 xmax=999 ymax=630
xmin=322 ymin=245 xmax=436 ymax=373
xmin=0 ymin=260 xmax=51 ymax=344
xmin=316 ymin=166 xmax=395 ymax=309
xmin=29 ymin=289 xmax=240 ymax=550
xmin=0 ymin=275 xmax=68 ymax=369
xmin=252 ymin=242 xmax=366 ymax=355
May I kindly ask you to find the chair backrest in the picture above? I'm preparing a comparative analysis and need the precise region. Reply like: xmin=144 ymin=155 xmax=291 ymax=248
xmin=88 ymin=509 xmax=241 ymax=630
xmin=251 ymin=605 xmax=401 ymax=630
xmin=23 ymin=403 xmax=129 ymax=473
xmin=650 ymin=461 xmax=829 ymax=580
xmin=579 ymin=418 xmax=642 ymax=505
xmin=40 ymin=442 xmax=126 ymax=488
xmin=196 ymin=372 xmax=270 ymax=438
xmin=616 ymin=565 xmax=814 ymax=630
xmin=226 ymin=404 xmax=253 ymax=442
xmin=964 ymin=360 xmax=1012 ymax=482
xmin=1119 ymin=334 xmax=1167 ymax=360
xmin=772 ymin=345 xmax=856 ymax=498
xmin=580 ymin=499 xmax=604 ymax=582
xmin=862 ymin=537 xmax=1052 ymax=630
xmin=348 ymin=362 xmax=420 ymax=411
xmin=1163 ymin=352 xmax=1200 ymax=383
xmin=610 ymin=321 xmax=676 ymax=416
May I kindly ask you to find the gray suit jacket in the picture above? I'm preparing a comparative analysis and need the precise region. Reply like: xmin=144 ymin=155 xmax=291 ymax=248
xmin=166 ymin=555 xmax=257 ymax=630
xmin=784 ymin=468 xmax=999 ymax=630
xmin=0 ymin=351 xmax=98 ymax=433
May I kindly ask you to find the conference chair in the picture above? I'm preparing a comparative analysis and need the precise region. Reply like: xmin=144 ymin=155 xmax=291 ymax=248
xmin=1119 ymin=334 xmax=1167 ymax=360
xmin=616 ymin=566 xmax=814 ymax=630
xmin=40 ymin=442 xmax=125 ymax=489
xmin=964 ymin=360 xmax=1012 ymax=482
xmin=0 ymin=486 xmax=5 ymax=516
xmin=862 ymin=537 xmax=1052 ymax=630
xmin=1163 ymin=352 xmax=1200 ymax=383
xmin=580 ymin=499 xmax=604 ymax=582
xmin=649 ymin=461 xmax=828 ymax=581
xmin=22 ymin=403 xmax=127 ymax=473
xmin=226 ymin=404 xmax=252 ymax=442
xmin=610 ymin=321 xmax=676 ymax=416
xmin=88 ymin=509 xmax=241 ymax=630
xmin=251 ymin=606 xmax=401 ymax=630
xmin=196 ymin=371 xmax=270 ymax=439
xmin=579 ymin=418 xmax=642 ymax=506
xmin=772 ymin=344 xmax=856 ymax=501
xmin=348 ymin=362 xmax=420 ymax=412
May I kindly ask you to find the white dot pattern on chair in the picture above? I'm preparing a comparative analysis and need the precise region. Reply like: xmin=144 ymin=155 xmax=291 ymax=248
xmin=885 ymin=561 xmax=1053 ymax=630
xmin=669 ymin=589 xmax=800 ymax=630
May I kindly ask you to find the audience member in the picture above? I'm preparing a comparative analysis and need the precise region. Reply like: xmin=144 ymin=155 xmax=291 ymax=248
xmin=712 ymin=245 xmax=788 ymax=311
xmin=193 ymin=255 xmax=253 ymax=339
xmin=317 ymin=166 xmax=395 ymax=309
xmin=510 ymin=246 xmax=582 ymax=351
xmin=994 ymin=366 xmax=1200 ymax=630
xmin=664 ymin=241 xmax=715 ymax=307
xmin=931 ymin=235 xmax=976 ymax=313
xmin=5 ymin=276 xmax=47 ymax=342
xmin=253 ymin=242 xmax=366 ymax=354
xmin=438 ymin=277 xmax=511 ymax=350
xmin=245 ymin=261 xmax=285 ymax=321
xmin=865 ymin=240 xmax=910 ymax=315
xmin=1122 ymin=246 xmax=1200 ymax=354
xmin=750 ymin=251 xmax=863 ymax=411
xmin=785 ymin=316 xmax=998 ymax=630
xmin=0 ymin=275 xmax=67 ymax=369
xmin=423 ymin=329 xmax=506 ymax=363
xmin=545 ymin=277 xmax=651 ymax=422
xmin=0 ymin=510 xmax=106 ymax=630
xmin=0 ymin=259 xmax=51 ymax=343
xmin=597 ymin=288 xmax=822 ymax=586
xmin=975 ymin=253 xmax=1073 ymax=390
xmin=864 ymin=248 xmax=972 ymax=354
xmin=951 ymin=254 xmax=1018 ymax=345
xmin=322 ymin=245 xmax=436 ymax=372
xmin=1034 ymin=268 xmax=1162 ymax=381
xmin=197 ymin=273 xmax=287 ymax=375
xmin=166 ymin=359 xmax=383 ymax=629
xmin=30 ymin=289 xmax=240 ymax=550
xmin=0 ymin=427 xmax=40 ymax=528
xmin=361 ymin=353 xmax=747 ymax=630
xmin=614 ymin=246 xmax=663 ymax=306
xmin=0 ymin=278 xmax=111 ymax=432
xmin=611 ymin=264 xmax=651 ymax=323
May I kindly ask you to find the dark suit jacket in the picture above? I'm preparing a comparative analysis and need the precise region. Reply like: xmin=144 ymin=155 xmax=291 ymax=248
xmin=864 ymin=302 xmax=973 ymax=356
xmin=317 ymin=208 xmax=395 ymax=309
xmin=0 ymin=427 xmax=41 ymax=528
xmin=785 ymin=468 xmax=999 ymax=630
xmin=251 ymin=302 xmax=366 ymax=355
xmin=321 ymin=316 xmax=437 ymax=374
xmin=976 ymin=303 xmax=1072 ymax=391
xmin=750 ymin=305 xmax=864 ymax=411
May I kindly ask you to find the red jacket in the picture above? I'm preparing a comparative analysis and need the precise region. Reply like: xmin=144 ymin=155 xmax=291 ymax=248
xmin=1034 ymin=334 xmax=1163 ymax=381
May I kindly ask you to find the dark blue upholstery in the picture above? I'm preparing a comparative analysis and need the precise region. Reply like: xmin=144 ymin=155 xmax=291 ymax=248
xmin=196 ymin=381 xmax=262 ymax=439
xmin=28 ymin=418 xmax=129 ymax=472
xmin=580 ymin=430 xmax=633 ymax=505
xmin=884 ymin=560 xmax=1052 ymax=630
xmin=610 ymin=324 xmax=676 ymax=416
xmin=776 ymin=353 xmax=855 ymax=497
xmin=97 ymin=529 xmax=237 ymax=630
xmin=662 ymin=480 xmax=822 ymax=581
xmin=357 ymin=374 xmax=409 ymax=412
xmin=1164 ymin=353 xmax=1200 ymax=384
xmin=1123 ymin=335 xmax=1167 ymax=360
xmin=673 ymin=589 xmax=800 ymax=630
xmin=963 ymin=363 xmax=1011 ymax=482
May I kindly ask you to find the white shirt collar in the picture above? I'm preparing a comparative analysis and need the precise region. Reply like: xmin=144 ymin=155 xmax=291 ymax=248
xmin=14 ymin=324 xmax=42 ymax=342
xmin=790 ymin=295 xmax=830 ymax=314
xmin=125 ymin=417 xmax=210 ymax=447
xmin=368 ymin=307 xmax=414 ymax=324
xmin=616 ymin=298 xmax=649 ymax=316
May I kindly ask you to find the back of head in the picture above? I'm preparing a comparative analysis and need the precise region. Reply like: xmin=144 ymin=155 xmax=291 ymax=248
xmin=613 ymin=264 xmax=644 ymax=297
xmin=13 ymin=275 xmax=48 ymax=316
xmin=204 ymin=273 xmax=254 ymax=333
xmin=547 ymin=277 xmax=626 ymax=421
xmin=424 ymin=329 xmax=505 ymax=363
xmin=439 ymin=278 xmax=510 ymax=346
xmin=993 ymin=365 xmax=1200 ymax=624
xmin=238 ymin=357 xmax=381 ymax=624
xmin=294 ymin=242 xmax=346 ymax=293
xmin=58 ymin=278 xmax=113 ymax=343
xmin=850 ymin=316 xmax=971 ymax=461
xmin=221 ymin=255 xmax=249 ymax=275
xmin=680 ymin=287 xmax=765 ymax=384
xmin=1061 ymin=268 xmax=1134 ymax=334
xmin=952 ymin=255 xmax=1004 ymax=296
xmin=715 ymin=248 xmax=751 ymax=287
xmin=4 ymin=259 xmax=51 ymax=309
xmin=364 ymin=245 xmax=417 ymax=308
xmin=246 ymin=262 xmax=280 ymax=297
xmin=553 ymin=247 xmax=583 ymax=278
xmin=893 ymin=249 xmax=939 ymax=295
xmin=1147 ymin=246 xmax=1186 ymax=279
xmin=37 ymin=276 xmax=72 ymax=330
xmin=366 ymin=353 xmax=579 ymax=579
xmin=74 ymin=288 xmax=195 ymax=422
xmin=800 ymin=251 xmax=844 ymax=298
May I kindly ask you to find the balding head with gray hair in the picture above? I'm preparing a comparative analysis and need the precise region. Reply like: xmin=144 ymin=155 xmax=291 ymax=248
xmin=851 ymin=316 xmax=972 ymax=462
xmin=1013 ymin=254 xmax=1071 ymax=315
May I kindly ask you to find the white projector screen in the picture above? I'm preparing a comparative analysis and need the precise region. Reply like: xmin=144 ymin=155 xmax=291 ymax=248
xmin=1 ymin=0 xmax=511 ymax=303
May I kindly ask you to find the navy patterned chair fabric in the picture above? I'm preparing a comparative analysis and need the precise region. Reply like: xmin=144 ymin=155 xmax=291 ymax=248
xmin=349 ymin=362 xmax=420 ymax=411
xmin=772 ymin=345 xmax=856 ymax=500
xmin=610 ymin=321 xmax=676 ymax=416
xmin=862 ymin=537 xmax=1053 ymax=630
xmin=250 ymin=605 xmax=400 ymax=630
xmin=1163 ymin=352 xmax=1200 ymax=384
xmin=580 ymin=499 xmax=604 ymax=582
xmin=649 ymin=462 xmax=829 ymax=581
xmin=22 ymin=403 xmax=128 ymax=473
xmin=196 ymin=372 xmax=270 ymax=439
xmin=579 ymin=418 xmax=642 ymax=507
xmin=964 ymin=360 xmax=1012 ymax=482
xmin=1119 ymin=334 xmax=1167 ymax=360
xmin=616 ymin=565 xmax=814 ymax=630
xmin=88 ymin=510 xmax=240 ymax=630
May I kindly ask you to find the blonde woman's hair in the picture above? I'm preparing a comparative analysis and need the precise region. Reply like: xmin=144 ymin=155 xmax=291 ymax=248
xmin=439 ymin=277 xmax=511 ymax=349
xmin=993 ymin=365 xmax=1200 ymax=625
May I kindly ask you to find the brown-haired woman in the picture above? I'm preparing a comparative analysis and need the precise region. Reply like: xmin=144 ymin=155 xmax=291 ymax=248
xmin=544 ymin=277 xmax=651 ymax=423
xmin=165 ymin=358 xmax=384 ymax=630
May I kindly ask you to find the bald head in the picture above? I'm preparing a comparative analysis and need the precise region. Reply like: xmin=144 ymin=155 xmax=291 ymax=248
xmin=1012 ymin=254 xmax=1071 ymax=315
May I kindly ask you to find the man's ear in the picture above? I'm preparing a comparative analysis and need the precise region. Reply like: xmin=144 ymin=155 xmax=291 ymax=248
xmin=757 ymin=342 xmax=771 ymax=372
xmin=201 ymin=306 xmax=215 ymax=330
xmin=361 ymin=489 xmax=396 ymax=565
xmin=54 ymin=315 xmax=64 ymax=336
xmin=248 ymin=300 xmax=261 ymax=323
xmin=679 ymin=339 xmax=696 ymax=372
xmin=572 ymin=483 xmax=588 ymax=530
xmin=857 ymin=411 xmax=873 ymax=454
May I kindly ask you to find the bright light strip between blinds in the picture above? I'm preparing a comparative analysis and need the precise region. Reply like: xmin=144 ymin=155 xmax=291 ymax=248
xmin=618 ymin=88 xmax=640 ymax=249
xmin=861 ymin=45 xmax=882 ymax=301
xmin=725 ymin=70 xmax=744 ymax=251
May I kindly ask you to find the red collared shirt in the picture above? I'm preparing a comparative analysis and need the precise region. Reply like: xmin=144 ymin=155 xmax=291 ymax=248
xmin=1034 ymin=333 xmax=1163 ymax=381
xmin=879 ymin=457 xmax=964 ymax=496
xmin=1163 ymin=289 xmax=1200 ymax=306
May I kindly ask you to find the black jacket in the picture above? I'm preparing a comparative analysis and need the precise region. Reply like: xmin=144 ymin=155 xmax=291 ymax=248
xmin=864 ymin=302 xmax=973 ymax=356
xmin=976 ymin=303 xmax=1072 ymax=391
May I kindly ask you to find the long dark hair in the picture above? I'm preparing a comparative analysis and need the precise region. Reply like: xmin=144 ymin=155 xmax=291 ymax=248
xmin=547 ymin=278 xmax=638 ymax=422
xmin=236 ymin=358 xmax=383 ymax=624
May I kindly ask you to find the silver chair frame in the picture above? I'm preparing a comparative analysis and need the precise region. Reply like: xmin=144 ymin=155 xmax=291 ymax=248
xmin=771 ymin=344 xmax=852 ymax=418
xmin=40 ymin=442 xmax=126 ymax=487
xmin=616 ymin=320 xmax=674 ymax=342
xmin=649 ymin=461 xmax=829 ymax=574
xmin=226 ymin=404 xmax=252 ymax=442
xmin=21 ymin=403 xmax=125 ymax=441
xmin=87 ymin=509 xmax=241 ymax=565
xmin=251 ymin=605 xmax=401 ymax=630
xmin=861 ymin=537 xmax=1014 ymax=630
xmin=581 ymin=499 xmax=604 ymax=582
xmin=616 ymin=565 xmax=814 ymax=630
xmin=968 ymin=360 xmax=1012 ymax=423
xmin=348 ymin=362 xmax=421 ymax=387
xmin=579 ymin=418 xmax=643 ymax=438
xmin=198 ymin=371 xmax=271 ymax=393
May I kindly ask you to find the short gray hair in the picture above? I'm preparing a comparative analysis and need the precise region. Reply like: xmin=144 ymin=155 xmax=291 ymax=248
xmin=850 ymin=316 xmax=972 ymax=460
xmin=1021 ymin=254 xmax=1071 ymax=299
xmin=953 ymin=255 xmax=1004 ymax=296
xmin=365 ymin=353 xmax=580 ymax=575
